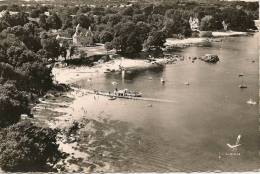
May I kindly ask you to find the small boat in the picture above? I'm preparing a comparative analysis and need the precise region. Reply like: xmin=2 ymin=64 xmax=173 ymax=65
xmin=111 ymin=81 xmax=118 ymax=86
xmin=246 ymin=98 xmax=257 ymax=105
xmin=108 ymin=96 xmax=117 ymax=100
xmin=184 ymin=81 xmax=190 ymax=86
xmin=161 ymin=77 xmax=165 ymax=84
xmin=239 ymin=84 xmax=247 ymax=89
xmin=126 ymin=91 xmax=142 ymax=97
xmin=239 ymin=80 xmax=247 ymax=89
xmin=104 ymin=68 xmax=112 ymax=73
xmin=238 ymin=73 xmax=244 ymax=77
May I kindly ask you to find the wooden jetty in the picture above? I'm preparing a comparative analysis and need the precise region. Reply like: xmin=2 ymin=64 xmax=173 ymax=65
xmin=81 ymin=89 xmax=176 ymax=103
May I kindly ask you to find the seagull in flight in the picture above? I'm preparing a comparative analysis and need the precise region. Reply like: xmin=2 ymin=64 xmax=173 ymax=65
xmin=227 ymin=134 xmax=242 ymax=151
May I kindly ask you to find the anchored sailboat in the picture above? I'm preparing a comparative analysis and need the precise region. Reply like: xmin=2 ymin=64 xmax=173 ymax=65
xmin=238 ymin=79 xmax=247 ymax=89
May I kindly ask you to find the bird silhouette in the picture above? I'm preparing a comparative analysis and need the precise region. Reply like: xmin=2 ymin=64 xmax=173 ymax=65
xmin=226 ymin=134 xmax=241 ymax=151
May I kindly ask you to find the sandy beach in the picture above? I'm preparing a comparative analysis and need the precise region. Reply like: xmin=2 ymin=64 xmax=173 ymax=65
xmin=212 ymin=31 xmax=248 ymax=37
xmin=165 ymin=37 xmax=209 ymax=47
xmin=32 ymin=88 xmax=113 ymax=172
xmin=53 ymin=58 xmax=170 ymax=84
xmin=32 ymin=86 xmax=148 ymax=172
xmin=164 ymin=31 xmax=248 ymax=48
xmin=35 ymin=55 xmax=173 ymax=172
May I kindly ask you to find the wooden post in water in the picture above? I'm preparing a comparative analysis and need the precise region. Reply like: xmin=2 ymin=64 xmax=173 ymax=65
xmin=121 ymin=70 xmax=125 ymax=84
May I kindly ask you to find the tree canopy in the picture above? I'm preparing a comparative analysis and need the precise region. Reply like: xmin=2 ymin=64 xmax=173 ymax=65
xmin=0 ymin=121 xmax=63 ymax=172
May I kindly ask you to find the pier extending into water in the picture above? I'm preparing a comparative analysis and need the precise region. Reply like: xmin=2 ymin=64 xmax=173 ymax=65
xmin=73 ymin=88 xmax=176 ymax=103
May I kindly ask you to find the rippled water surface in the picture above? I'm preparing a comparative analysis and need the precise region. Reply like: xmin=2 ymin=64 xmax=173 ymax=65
xmin=75 ymin=34 xmax=259 ymax=172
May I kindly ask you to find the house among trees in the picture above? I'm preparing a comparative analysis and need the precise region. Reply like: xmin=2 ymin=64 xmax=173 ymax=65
xmin=222 ymin=21 xmax=228 ymax=31
xmin=73 ymin=24 xmax=80 ymax=46
xmin=72 ymin=24 xmax=95 ymax=47
xmin=82 ymin=26 xmax=95 ymax=47
xmin=0 ymin=10 xmax=19 ymax=18
xmin=189 ymin=17 xmax=199 ymax=31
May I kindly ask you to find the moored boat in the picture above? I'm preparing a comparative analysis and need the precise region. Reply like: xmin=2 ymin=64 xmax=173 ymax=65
xmin=161 ymin=77 xmax=165 ymax=84
xmin=114 ymin=89 xmax=142 ymax=97
xmin=238 ymin=79 xmax=247 ymax=89
xmin=246 ymin=98 xmax=257 ymax=105
xmin=184 ymin=81 xmax=190 ymax=86
xmin=239 ymin=84 xmax=247 ymax=89
xmin=94 ymin=88 xmax=142 ymax=98
xmin=108 ymin=96 xmax=117 ymax=100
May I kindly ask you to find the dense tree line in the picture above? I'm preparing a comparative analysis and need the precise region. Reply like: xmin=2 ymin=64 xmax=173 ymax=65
xmin=0 ymin=121 xmax=63 ymax=172
xmin=10 ymin=0 xmax=255 ymax=55
xmin=0 ymin=5 xmax=64 ymax=172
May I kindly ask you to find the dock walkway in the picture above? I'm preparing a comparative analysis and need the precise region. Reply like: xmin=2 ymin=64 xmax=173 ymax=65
xmin=81 ymin=89 xmax=176 ymax=103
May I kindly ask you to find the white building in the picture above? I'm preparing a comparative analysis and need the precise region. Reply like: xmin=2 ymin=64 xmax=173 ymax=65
xmin=189 ymin=17 xmax=199 ymax=31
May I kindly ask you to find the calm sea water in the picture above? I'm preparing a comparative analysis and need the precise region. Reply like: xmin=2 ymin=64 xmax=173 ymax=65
xmin=76 ymin=33 xmax=259 ymax=172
